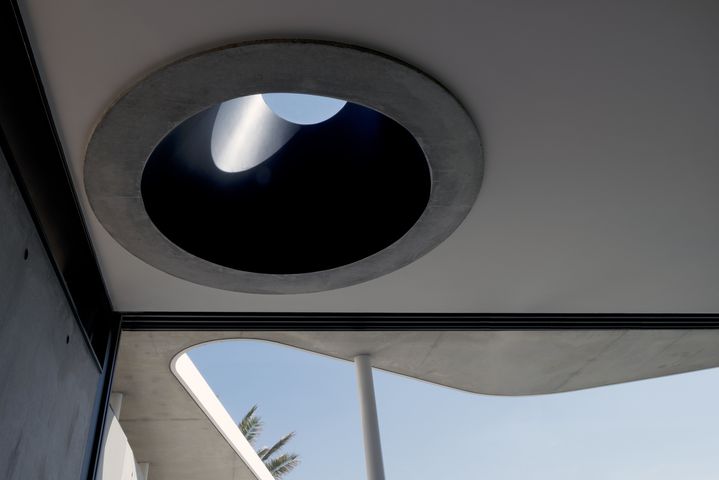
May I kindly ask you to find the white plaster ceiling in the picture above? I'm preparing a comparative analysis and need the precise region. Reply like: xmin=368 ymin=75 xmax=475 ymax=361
xmin=19 ymin=0 xmax=719 ymax=312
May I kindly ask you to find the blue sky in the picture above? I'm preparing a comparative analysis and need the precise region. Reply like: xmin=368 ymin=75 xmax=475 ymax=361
xmin=262 ymin=93 xmax=347 ymax=125
xmin=190 ymin=339 xmax=719 ymax=480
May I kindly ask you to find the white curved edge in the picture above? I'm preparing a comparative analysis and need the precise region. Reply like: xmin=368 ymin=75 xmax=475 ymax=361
xmin=171 ymin=352 xmax=276 ymax=480
xmin=211 ymin=95 xmax=299 ymax=173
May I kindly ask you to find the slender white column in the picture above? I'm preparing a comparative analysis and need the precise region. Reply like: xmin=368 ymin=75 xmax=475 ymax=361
xmin=354 ymin=354 xmax=386 ymax=480
xmin=137 ymin=462 xmax=150 ymax=480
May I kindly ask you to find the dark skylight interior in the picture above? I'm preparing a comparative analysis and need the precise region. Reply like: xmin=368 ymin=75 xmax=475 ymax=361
xmin=141 ymin=94 xmax=430 ymax=274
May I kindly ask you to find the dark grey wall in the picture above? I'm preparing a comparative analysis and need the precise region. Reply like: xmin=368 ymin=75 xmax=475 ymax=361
xmin=0 ymin=151 xmax=100 ymax=480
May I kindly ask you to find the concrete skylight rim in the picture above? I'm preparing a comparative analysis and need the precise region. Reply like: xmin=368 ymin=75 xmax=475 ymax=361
xmin=84 ymin=39 xmax=483 ymax=294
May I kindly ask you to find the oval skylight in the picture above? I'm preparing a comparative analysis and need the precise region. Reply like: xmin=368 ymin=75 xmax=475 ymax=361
xmin=141 ymin=93 xmax=430 ymax=275
xmin=211 ymin=94 xmax=348 ymax=173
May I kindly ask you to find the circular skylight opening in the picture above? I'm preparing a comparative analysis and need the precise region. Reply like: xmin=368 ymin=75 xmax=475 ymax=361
xmin=262 ymin=93 xmax=347 ymax=125
xmin=84 ymin=40 xmax=483 ymax=294
xmin=141 ymin=93 xmax=431 ymax=275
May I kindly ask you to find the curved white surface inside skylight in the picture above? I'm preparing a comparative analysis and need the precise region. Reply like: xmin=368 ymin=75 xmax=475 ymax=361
xmin=210 ymin=93 xmax=347 ymax=173
xmin=211 ymin=95 xmax=299 ymax=173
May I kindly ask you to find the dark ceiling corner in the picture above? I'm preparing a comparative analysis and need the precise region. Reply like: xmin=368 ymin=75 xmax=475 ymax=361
xmin=0 ymin=0 xmax=117 ymax=364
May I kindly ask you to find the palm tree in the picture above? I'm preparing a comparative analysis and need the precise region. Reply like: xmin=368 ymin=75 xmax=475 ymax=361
xmin=239 ymin=405 xmax=300 ymax=479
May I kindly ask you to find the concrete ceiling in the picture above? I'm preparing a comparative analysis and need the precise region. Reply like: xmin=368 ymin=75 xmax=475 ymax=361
xmin=173 ymin=330 xmax=719 ymax=395
xmin=19 ymin=0 xmax=719 ymax=312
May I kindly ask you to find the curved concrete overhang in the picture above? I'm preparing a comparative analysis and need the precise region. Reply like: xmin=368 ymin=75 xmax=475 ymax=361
xmin=112 ymin=341 xmax=271 ymax=480
xmin=84 ymin=39 xmax=483 ymax=294
xmin=176 ymin=330 xmax=719 ymax=396
xmin=171 ymin=354 xmax=275 ymax=480
xmin=113 ymin=329 xmax=719 ymax=479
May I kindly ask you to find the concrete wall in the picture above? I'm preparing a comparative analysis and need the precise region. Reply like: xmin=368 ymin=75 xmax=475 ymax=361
xmin=0 ymin=150 xmax=101 ymax=479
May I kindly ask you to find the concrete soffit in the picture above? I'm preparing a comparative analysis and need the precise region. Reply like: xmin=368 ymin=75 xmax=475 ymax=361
xmin=84 ymin=39 xmax=483 ymax=294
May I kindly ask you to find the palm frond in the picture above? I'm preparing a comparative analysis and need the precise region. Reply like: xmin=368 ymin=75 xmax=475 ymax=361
xmin=239 ymin=405 xmax=263 ymax=445
xmin=264 ymin=453 xmax=300 ymax=479
xmin=260 ymin=432 xmax=295 ymax=460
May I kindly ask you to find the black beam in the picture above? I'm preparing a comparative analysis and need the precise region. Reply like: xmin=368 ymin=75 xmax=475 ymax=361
xmin=80 ymin=321 xmax=121 ymax=480
xmin=0 ymin=0 xmax=115 ymax=362
xmin=121 ymin=312 xmax=719 ymax=330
